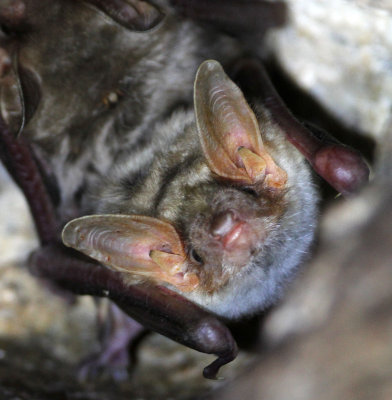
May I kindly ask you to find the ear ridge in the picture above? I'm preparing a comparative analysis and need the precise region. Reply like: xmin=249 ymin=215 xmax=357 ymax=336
xmin=194 ymin=60 xmax=287 ymax=189
xmin=194 ymin=60 xmax=263 ymax=184
xmin=62 ymin=214 xmax=199 ymax=291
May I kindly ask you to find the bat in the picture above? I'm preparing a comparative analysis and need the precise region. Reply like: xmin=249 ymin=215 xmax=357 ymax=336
xmin=0 ymin=0 xmax=369 ymax=380
xmin=61 ymin=59 xmax=319 ymax=322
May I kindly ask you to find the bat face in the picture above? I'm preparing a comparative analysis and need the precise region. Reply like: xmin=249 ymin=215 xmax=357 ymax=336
xmin=63 ymin=61 xmax=318 ymax=319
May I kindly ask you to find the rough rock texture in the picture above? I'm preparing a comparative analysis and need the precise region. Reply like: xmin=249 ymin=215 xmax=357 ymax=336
xmin=267 ymin=0 xmax=392 ymax=140
xmin=1 ymin=0 xmax=392 ymax=399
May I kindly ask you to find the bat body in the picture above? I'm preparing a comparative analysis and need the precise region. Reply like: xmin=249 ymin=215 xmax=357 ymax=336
xmin=65 ymin=61 xmax=318 ymax=320
xmin=0 ymin=0 xmax=368 ymax=379
xmin=8 ymin=0 xmax=241 ymax=226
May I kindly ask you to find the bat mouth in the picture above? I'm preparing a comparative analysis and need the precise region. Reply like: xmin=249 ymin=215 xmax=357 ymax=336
xmin=220 ymin=221 xmax=246 ymax=249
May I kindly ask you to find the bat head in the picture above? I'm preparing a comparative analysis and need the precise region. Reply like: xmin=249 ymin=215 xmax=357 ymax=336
xmin=62 ymin=60 xmax=318 ymax=318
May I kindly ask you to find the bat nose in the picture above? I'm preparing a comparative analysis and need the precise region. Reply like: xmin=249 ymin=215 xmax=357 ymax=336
xmin=210 ymin=211 xmax=236 ymax=238
xmin=210 ymin=210 xmax=247 ymax=249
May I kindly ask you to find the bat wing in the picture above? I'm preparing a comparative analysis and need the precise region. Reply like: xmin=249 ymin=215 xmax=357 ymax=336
xmin=30 ymin=242 xmax=237 ymax=379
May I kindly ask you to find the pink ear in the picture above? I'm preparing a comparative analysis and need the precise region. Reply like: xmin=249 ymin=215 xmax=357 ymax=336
xmin=194 ymin=60 xmax=287 ymax=189
xmin=62 ymin=215 xmax=199 ymax=292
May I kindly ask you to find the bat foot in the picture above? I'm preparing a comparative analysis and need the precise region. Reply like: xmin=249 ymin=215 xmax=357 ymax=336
xmin=78 ymin=302 xmax=144 ymax=382
xmin=78 ymin=354 xmax=127 ymax=382
xmin=78 ymin=349 xmax=130 ymax=382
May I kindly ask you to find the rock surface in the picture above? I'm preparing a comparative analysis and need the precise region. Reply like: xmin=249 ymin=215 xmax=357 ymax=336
xmin=267 ymin=0 xmax=392 ymax=140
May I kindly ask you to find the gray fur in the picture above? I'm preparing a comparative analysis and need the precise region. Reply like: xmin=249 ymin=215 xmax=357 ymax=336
xmin=21 ymin=0 xmax=240 ymax=222
xmin=14 ymin=1 xmax=318 ymax=319
xmin=87 ymin=102 xmax=318 ymax=319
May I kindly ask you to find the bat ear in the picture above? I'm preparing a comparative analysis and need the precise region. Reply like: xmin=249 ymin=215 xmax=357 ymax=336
xmin=194 ymin=60 xmax=287 ymax=189
xmin=62 ymin=215 xmax=199 ymax=292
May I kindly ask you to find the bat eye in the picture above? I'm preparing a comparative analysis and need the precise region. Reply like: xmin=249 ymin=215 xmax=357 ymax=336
xmin=190 ymin=248 xmax=203 ymax=264
xmin=242 ymin=187 xmax=258 ymax=197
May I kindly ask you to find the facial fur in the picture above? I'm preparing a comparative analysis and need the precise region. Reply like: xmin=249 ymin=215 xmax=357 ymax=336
xmin=91 ymin=106 xmax=318 ymax=319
